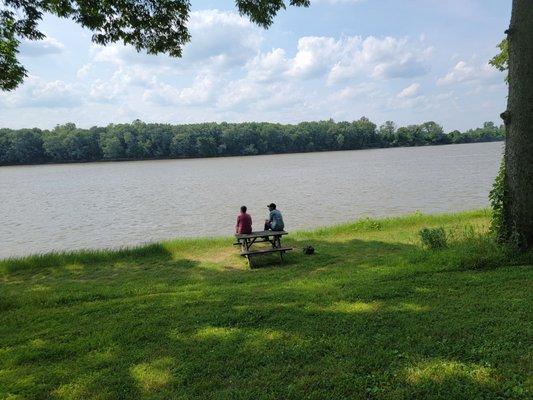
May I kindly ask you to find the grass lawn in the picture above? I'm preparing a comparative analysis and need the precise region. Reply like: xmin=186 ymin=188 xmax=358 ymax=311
xmin=1 ymin=209 xmax=532 ymax=399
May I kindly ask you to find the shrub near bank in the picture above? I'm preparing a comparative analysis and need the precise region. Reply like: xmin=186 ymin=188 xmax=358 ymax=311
xmin=419 ymin=227 xmax=447 ymax=250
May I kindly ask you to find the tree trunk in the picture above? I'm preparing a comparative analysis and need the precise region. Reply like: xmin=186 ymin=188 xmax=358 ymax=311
xmin=503 ymin=0 xmax=533 ymax=249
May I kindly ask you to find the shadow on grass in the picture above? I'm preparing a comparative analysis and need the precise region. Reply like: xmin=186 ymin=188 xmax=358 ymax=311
xmin=1 ymin=235 xmax=530 ymax=398
xmin=241 ymin=236 xmax=416 ymax=271
xmin=5 ymin=281 xmax=519 ymax=399
xmin=0 ymin=243 xmax=177 ymax=274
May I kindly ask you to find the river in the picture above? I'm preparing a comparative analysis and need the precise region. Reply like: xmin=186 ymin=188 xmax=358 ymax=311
xmin=0 ymin=141 xmax=503 ymax=258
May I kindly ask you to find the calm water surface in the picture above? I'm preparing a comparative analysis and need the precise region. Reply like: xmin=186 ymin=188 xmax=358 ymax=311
xmin=1 ymin=142 xmax=503 ymax=258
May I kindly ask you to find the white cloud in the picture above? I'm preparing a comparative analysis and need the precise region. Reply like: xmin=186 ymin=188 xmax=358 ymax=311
xmin=3 ymin=30 xmax=435 ymax=123
xmin=246 ymin=48 xmax=289 ymax=82
xmin=0 ymin=76 xmax=81 ymax=108
xmin=328 ymin=36 xmax=432 ymax=84
xmin=177 ymin=74 xmax=216 ymax=105
xmin=86 ymin=66 xmax=156 ymax=104
xmin=215 ymin=77 xmax=303 ymax=112
xmin=90 ymin=9 xmax=261 ymax=72
xmin=0 ymin=2 xmax=511 ymax=133
xmin=89 ymin=79 xmax=121 ymax=103
xmin=19 ymin=37 xmax=64 ymax=57
xmin=143 ymin=73 xmax=217 ymax=106
xmin=76 ymin=63 xmax=92 ymax=79
xmin=243 ymin=35 xmax=431 ymax=85
xmin=82 ymin=17 xmax=434 ymax=117
xmin=217 ymin=79 xmax=264 ymax=109
xmin=328 ymin=82 xmax=379 ymax=101
xmin=91 ymin=43 xmax=171 ymax=68
xmin=255 ymin=86 xmax=303 ymax=111
xmin=389 ymin=90 xmax=460 ymax=112
xmin=141 ymin=83 xmax=179 ymax=106
xmin=242 ymin=35 xmax=432 ymax=85
xmin=389 ymin=94 xmax=428 ymax=111
xmin=183 ymin=10 xmax=261 ymax=68
xmin=437 ymin=60 xmax=500 ymax=86
xmin=288 ymin=36 xmax=343 ymax=79
xmin=83 ymin=8 xmax=263 ymax=111
xmin=397 ymin=83 xmax=421 ymax=98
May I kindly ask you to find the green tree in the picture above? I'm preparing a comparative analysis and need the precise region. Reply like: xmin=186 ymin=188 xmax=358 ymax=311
xmin=100 ymin=127 xmax=126 ymax=159
xmin=0 ymin=0 xmax=310 ymax=90
xmin=378 ymin=121 xmax=396 ymax=147
xmin=448 ymin=130 xmax=463 ymax=144
xmin=43 ymin=130 xmax=68 ymax=162
xmin=5 ymin=129 xmax=44 ymax=163
xmin=196 ymin=135 xmax=218 ymax=157
xmin=0 ymin=120 xmax=505 ymax=166
xmin=420 ymin=121 xmax=447 ymax=145
xmin=490 ymin=0 xmax=532 ymax=249
xmin=42 ymin=123 xmax=101 ymax=162
xmin=242 ymin=143 xmax=258 ymax=156
xmin=170 ymin=130 xmax=196 ymax=157
xmin=395 ymin=126 xmax=414 ymax=147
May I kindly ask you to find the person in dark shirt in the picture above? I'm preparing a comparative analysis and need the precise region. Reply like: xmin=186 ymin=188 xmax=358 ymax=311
xmin=236 ymin=205 xmax=253 ymax=234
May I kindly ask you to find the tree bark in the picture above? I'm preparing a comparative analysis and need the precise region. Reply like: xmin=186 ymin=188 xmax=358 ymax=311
xmin=504 ymin=0 xmax=533 ymax=249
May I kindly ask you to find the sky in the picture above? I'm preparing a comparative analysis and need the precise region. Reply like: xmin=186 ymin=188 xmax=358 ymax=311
xmin=0 ymin=0 xmax=510 ymax=131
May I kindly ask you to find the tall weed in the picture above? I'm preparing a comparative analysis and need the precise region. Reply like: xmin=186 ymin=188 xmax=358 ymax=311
xmin=417 ymin=224 xmax=530 ymax=270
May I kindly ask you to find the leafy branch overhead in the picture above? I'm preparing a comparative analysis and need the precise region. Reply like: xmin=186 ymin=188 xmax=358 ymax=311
xmin=489 ymin=38 xmax=508 ymax=81
xmin=0 ymin=0 xmax=310 ymax=91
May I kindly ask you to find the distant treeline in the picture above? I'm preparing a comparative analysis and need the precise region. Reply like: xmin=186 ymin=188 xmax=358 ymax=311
xmin=0 ymin=119 xmax=504 ymax=166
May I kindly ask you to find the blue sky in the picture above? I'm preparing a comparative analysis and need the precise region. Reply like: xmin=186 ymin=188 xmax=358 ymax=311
xmin=0 ymin=0 xmax=510 ymax=131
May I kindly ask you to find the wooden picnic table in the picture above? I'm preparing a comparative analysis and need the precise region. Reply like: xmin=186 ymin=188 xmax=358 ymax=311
xmin=234 ymin=230 xmax=292 ymax=267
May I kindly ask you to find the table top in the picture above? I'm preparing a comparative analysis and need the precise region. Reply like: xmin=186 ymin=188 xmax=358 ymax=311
xmin=235 ymin=230 xmax=288 ymax=239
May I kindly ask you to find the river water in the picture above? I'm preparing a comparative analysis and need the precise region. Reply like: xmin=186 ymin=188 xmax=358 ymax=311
xmin=0 ymin=141 xmax=503 ymax=258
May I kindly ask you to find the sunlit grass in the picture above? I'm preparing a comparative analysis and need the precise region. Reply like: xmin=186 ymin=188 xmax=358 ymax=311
xmin=0 ymin=209 xmax=531 ymax=399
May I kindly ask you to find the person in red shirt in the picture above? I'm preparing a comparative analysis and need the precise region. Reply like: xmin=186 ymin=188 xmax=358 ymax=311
xmin=236 ymin=205 xmax=253 ymax=234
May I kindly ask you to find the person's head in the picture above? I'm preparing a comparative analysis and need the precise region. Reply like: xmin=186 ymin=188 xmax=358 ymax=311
xmin=267 ymin=203 xmax=276 ymax=211
xmin=240 ymin=205 xmax=247 ymax=213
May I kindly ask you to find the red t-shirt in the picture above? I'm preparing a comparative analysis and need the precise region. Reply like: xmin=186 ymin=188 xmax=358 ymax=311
xmin=236 ymin=213 xmax=252 ymax=234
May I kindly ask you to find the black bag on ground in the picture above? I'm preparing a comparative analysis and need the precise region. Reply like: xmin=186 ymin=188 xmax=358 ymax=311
xmin=303 ymin=245 xmax=315 ymax=255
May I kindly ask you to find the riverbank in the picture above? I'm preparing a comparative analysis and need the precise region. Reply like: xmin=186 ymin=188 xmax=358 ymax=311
xmin=1 ymin=210 xmax=531 ymax=399
xmin=0 ymin=139 xmax=505 ymax=168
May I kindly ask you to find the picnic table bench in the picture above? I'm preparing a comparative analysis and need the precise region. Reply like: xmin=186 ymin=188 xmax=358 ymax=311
xmin=234 ymin=230 xmax=292 ymax=267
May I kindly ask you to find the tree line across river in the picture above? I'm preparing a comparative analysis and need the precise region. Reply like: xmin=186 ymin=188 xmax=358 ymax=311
xmin=0 ymin=118 xmax=504 ymax=166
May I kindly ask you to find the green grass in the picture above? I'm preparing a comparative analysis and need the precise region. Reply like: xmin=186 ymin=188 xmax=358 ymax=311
xmin=1 ymin=209 xmax=531 ymax=400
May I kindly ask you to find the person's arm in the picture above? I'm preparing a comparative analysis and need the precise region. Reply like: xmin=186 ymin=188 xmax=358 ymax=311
xmin=236 ymin=215 xmax=241 ymax=233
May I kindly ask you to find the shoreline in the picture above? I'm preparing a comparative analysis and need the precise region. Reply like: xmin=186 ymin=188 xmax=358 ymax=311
xmin=0 ymin=139 xmax=504 ymax=168
xmin=1 ymin=208 xmax=490 ymax=264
